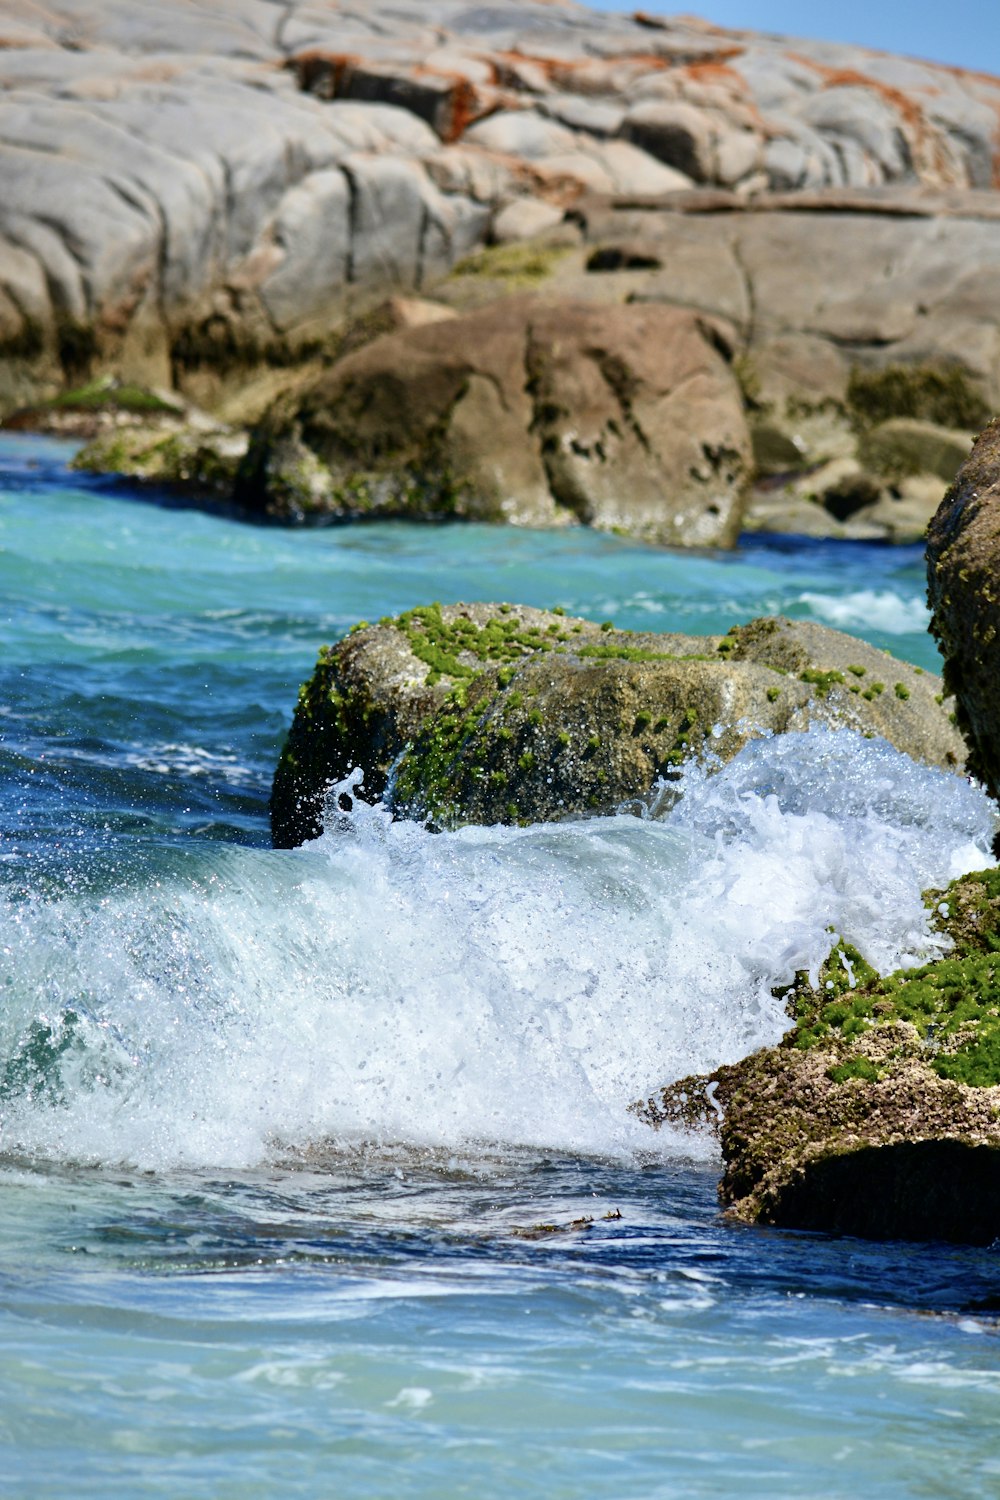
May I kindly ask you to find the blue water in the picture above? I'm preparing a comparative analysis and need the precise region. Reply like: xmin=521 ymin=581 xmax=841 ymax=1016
xmin=2 ymin=433 xmax=999 ymax=1497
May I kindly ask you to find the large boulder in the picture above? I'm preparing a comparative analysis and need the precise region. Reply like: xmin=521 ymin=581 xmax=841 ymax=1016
xmin=237 ymin=297 xmax=752 ymax=547
xmin=271 ymin=605 xmax=963 ymax=847
xmin=927 ymin=420 xmax=1000 ymax=812
xmin=636 ymin=868 xmax=1000 ymax=1243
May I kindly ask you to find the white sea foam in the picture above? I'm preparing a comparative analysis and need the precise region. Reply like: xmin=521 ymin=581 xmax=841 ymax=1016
xmin=0 ymin=727 xmax=994 ymax=1170
xmin=798 ymin=588 xmax=930 ymax=636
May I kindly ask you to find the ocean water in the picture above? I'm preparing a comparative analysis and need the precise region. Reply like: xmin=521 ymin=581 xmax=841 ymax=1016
xmin=2 ymin=432 xmax=999 ymax=1497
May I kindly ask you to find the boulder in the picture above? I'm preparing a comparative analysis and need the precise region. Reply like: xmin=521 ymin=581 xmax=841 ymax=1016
xmin=635 ymin=868 xmax=1000 ymax=1243
xmin=71 ymin=420 xmax=248 ymax=496
xmin=927 ymin=419 xmax=1000 ymax=810
xmin=237 ymin=297 xmax=753 ymax=546
xmin=859 ymin=418 xmax=975 ymax=483
xmin=270 ymin=605 xmax=963 ymax=848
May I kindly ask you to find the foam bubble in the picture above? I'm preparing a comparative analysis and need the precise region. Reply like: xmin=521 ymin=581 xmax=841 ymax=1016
xmin=0 ymin=728 xmax=994 ymax=1169
xmin=798 ymin=589 xmax=930 ymax=636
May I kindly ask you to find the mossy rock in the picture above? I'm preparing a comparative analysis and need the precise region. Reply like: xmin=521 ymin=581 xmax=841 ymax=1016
xmin=858 ymin=418 xmax=974 ymax=483
xmin=927 ymin=419 xmax=1000 ymax=817
xmin=847 ymin=363 xmax=990 ymax=432
xmin=635 ymin=868 xmax=1000 ymax=1243
xmin=271 ymin=606 xmax=964 ymax=847
xmin=3 ymin=375 xmax=184 ymax=437
xmin=72 ymin=421 xmax=248 ymax=495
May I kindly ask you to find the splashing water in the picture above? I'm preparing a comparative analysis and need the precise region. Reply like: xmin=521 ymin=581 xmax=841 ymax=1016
xmin=0 ymin=727 xmax=993 ymax=1171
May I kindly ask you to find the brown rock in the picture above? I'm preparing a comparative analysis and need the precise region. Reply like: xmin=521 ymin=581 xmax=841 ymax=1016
xmin=242 ymin=296 xmax=752 ymax=547
xmin=927 ymin=419 xmax=1000 ymax=809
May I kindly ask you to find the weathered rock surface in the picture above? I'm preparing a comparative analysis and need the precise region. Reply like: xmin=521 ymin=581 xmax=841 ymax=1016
xmin=927 ymin=419 xmax=1000 ymax=809
xmin=237 ymin=296 xmax=751 ymax=544
xmin=270 ymin=605 xmax=963 ymax=848
xmin=560 ymin=192 xmax=1000 ymax=415
xmin=4 ymin=0 xmax=1000 ymax=412
xmin=636 ymin=868 xmax=1000 ymax=1243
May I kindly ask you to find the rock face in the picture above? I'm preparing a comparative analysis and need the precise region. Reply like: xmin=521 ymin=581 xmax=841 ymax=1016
xmin=270 ymin=605 xmax=963 ymax=848
xmin=636 ymin=869 xmax=1000 ymax=1244
xmin=927 ymin=420 xmax=1000 ymax=811
xmin=236 ymin=297 xmax=752 ymax=545
xmin=3 ymin=0 xmax=1000 ymax=413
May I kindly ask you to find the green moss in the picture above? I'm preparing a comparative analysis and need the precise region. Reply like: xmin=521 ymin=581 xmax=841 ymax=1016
xmin=393 ymin=604 xmax=573 ymax=684
xmin=862 ymin=681 xmax=885 ymax=701
xmin=784 ymin=872 xmax=1000 ymax=1087
xmin=800 ymin=668 xmax=845 ymax=696
xmin=48 ymin=378 xmax=177 ymax=414
xmin=894 ymin=682 xmax=910 ymax=701
xmin=826 ymin=1057 xmax=882 ymax=1084
xmin=766 ymin=686 xmax=781 ymax=703
xmin=846 ymin=363 xmax=989 ymax=431
xmin=450 ymin=241 xmax=570 ymax=286
xmin=578 ymin=643 xmax=676 ymax=664
xmin=847 ymin=664 xmax=866 ymax=677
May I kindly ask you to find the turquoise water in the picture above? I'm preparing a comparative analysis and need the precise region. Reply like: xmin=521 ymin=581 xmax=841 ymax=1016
xmin=2 ymin=433 xmax=999 ymax=1496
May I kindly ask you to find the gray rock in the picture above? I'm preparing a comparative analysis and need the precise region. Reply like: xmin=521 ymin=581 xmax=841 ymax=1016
xmin=491 ymin=197 xmax=565 ymax=242
xmin=4 ymin=0 xmax=1000 ymax=414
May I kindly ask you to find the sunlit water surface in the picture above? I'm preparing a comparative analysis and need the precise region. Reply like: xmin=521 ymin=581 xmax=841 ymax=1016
xmin=2 ymin=434 xmax=999 ymax=1497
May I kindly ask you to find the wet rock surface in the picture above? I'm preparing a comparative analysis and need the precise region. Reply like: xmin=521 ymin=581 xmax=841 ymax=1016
xmin=270 ymin=605 xmax=963 ymax=848
xmin=636 ymin=868 xmax=1000 ymax=1244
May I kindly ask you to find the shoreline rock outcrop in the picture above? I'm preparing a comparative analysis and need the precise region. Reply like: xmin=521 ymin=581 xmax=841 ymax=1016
xmin=4 ymin=0 xmax=1000 ymax=422
xmin=270 ymin=604 xmax=962 ymax=848
xmin=927 ymin=419 xmax=1000 ymax=815
xmin=636 ymin=868 xmax=1000 ymax=1243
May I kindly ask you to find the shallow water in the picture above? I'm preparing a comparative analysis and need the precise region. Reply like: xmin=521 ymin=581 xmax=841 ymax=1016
xmin=2 ymin=433 xmax=999 ymax=1496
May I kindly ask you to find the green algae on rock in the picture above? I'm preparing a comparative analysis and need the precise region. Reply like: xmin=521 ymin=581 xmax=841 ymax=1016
xmin=635 ymin=867 xmax=1000 ymax=1243
xmin=71 ymin=421 xmax=249 ymax=497
xmin=270 ymin=606 xmax=964 ymax=847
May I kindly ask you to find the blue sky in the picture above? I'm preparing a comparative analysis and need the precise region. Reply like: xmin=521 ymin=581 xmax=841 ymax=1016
xmin=592 ymin=1 xmax=998 ymax=76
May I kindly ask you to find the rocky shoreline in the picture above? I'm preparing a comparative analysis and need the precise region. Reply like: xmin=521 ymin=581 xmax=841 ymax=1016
xmin=5 ymin=1 xmax=1000 ymax=546
xmin=6 ymin=0 xmax=1000 ymax=1242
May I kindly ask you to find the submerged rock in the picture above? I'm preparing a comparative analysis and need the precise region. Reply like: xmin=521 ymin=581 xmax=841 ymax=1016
xmin=237 ymin=296 xmax=752 ymax=547
xmin=636 ymin=868 xmax=1000 ymax=1244
xmin=271 ymin=605 xmax=963 ymax=848
xmin=927 ymin=419 xmax=1000 ymax=812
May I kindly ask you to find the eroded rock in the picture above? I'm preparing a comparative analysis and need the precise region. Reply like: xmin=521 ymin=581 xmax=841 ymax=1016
xmin=927 ymin=419 xmax=1000 ymax=808
xmin=237 ymin=296 xmax=752 ymax=546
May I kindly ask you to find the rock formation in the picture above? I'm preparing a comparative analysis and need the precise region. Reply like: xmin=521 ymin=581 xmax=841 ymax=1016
xmin=636 ymin=868 xmax=1000 ymax=1243
xmin=233 ymin=296 xmax=751 ymax=544
xmin=270 ymin=605 xmax=963 ymax=847
xmin=4 ymin=0 xmax=1000 ymax=430
xmin=927 ymin=419 xmax=1000 ymax=812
